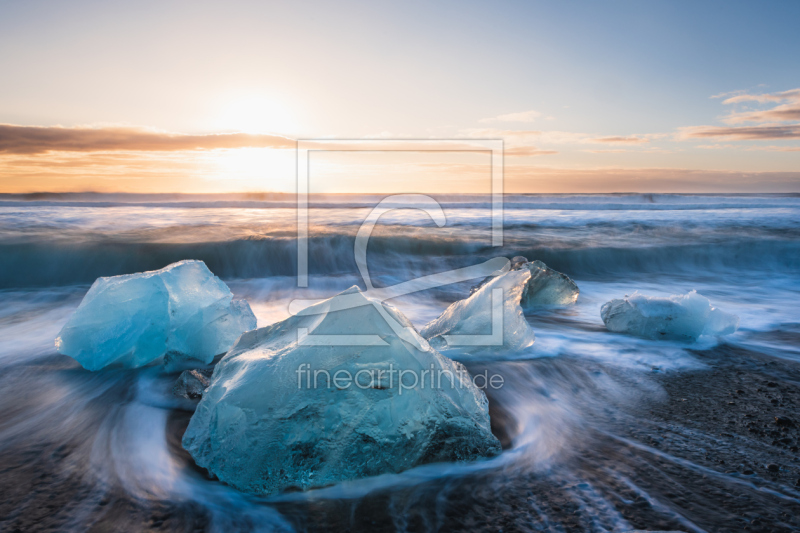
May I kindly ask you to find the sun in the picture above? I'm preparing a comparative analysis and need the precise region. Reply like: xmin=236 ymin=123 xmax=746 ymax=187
xmin=210 ymin=147 xmax=295 ymax=191
xmin=215 ymin=95 xmax=298 ymax=134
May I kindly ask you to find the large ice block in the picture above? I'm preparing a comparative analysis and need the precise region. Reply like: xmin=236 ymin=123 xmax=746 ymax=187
xmin=55 ymin=260 xmax=256 ymax=370
xmin=182 ymin=286 xmax=501 ymax=496
xmin=421 ymin=268 xmax=535 ymax=355
xmin=600 ymin=290 xmax=739 ymax=341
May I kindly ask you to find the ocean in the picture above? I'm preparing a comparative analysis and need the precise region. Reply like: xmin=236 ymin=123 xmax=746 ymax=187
xmin=1 ymin=193 xmax=799 ymax=531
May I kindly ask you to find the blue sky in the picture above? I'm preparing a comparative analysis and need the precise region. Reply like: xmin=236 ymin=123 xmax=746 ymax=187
xmin=0 ymin=0 xmax=798 ymax=192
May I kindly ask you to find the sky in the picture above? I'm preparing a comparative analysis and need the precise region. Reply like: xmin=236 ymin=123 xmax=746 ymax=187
xmin=0 ymin=0 xmax=799 ymax=193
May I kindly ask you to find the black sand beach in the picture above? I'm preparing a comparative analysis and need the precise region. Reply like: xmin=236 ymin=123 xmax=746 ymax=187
xmin=2 ymin=338 xmax=799 ymax=532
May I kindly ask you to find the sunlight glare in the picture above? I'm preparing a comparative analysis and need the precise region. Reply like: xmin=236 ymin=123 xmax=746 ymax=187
xmin=216 ymin=96 xmax=297 ymax=134
xmin=211 ymin=147 xmax=295 ymax=192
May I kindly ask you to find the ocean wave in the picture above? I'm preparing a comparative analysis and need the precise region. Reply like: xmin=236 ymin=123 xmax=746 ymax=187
xmin=1 ymin=234 xmax=797 ymax=288
xmin=2 ymin=192 xmax=800 ymax=211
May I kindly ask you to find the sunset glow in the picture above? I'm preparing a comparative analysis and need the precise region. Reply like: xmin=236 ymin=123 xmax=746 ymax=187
xmin=0 ymin=1 xmax=797 ymax=192
xmin=213 ymin=96 xmax=299 ymax=135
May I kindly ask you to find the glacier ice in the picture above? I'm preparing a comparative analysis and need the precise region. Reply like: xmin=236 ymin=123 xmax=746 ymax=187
xmin=55 ymin=260 xmax=256 ymax=371
xmin=600 ymin=290 xmax=739 ymax=341
xmin=421 ymin=267 xmax=535 ymax=355
xmin=182 ymin=286 xmax=501 ymax=496
xmin=470 ymin=257 xmax=579 ymax=309
xmin=518 ymin=259 xmax=579 ymax=307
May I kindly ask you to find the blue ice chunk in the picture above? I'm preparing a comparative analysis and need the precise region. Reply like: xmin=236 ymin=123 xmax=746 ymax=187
xmin=182 ymin=286 xmax=500 ymax=496
xmin=518 ymin=260 xmax=579 ymax=308
xmin=55 ymin=260 xmax=256 ymax=370
xmin=421 ymin=268 xmax=536 ymax=355
xmin=601 ymin=290 xmax=739 ymax=341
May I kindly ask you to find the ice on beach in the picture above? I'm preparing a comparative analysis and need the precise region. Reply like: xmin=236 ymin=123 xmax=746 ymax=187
xmin=600 ymin=290 xmax=739 ymax=341
xmin=421 ymin=267 xmax=536 ymax=354
xmin=518 ymin=259 xmax=580 ymax=307
xmin=55 ymin=260 xmax=256 ymax=371
xmin=181 ymin=286 xmax=501 ymax=496
xmin=469 ymin=257 xmax=579 ymax=309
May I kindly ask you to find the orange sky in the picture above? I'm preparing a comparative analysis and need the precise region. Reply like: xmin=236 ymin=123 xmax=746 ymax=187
xmin=1 ymin=125 xmax=797 ymax=193
xmin=1 ymin=2 xmax=798 ymax=193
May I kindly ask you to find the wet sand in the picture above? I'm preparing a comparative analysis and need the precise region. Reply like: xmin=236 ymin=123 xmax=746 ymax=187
xmin=1 ymin=339 xmax=799 ymax=532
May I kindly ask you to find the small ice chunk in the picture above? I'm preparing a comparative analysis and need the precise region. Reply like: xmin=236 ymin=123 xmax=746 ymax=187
xmin=55 ymin=260 xmax=256 ymax=370
xmin=173 ymin=369 xmax=212 ymax=400
xmin=421 ymin=268 xmax=535 ymax=354
xmin=600 ymin=290 xmax=739 ymax=341
xmin=182 ymin=286 xmax=500 ymax=496
xmin=470 ymin=257 xmax=578 ymax=308
xmin=518 ymin=260 xmax=579 ymax=307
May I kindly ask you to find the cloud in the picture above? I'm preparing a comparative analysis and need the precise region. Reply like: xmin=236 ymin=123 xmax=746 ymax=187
xmin=725 ymin=106 xmax=800 ymax=124
xmin=711 ymin=90 xmax=742 ymax=100
xmin=715 ymin=88 xmax=800 ymax=124
xmin=503 ymin=146 xmax=558 ymax=157
xmin=750 ymin=145 xmax=800 ymax=152
xmin=696 ymin=143 xmax=737 ymax=150
xmin=697 ymin=143 xmax=800 ymax=152
xmin=679 ymin=125 xmax=800 ymax=140
xmin=461 ymin=128 xmax=543 ymax=140
xmin=463 ymin=128 xmax=661 ymax=145
xmin=456 ymin=128 xmax=662 ymax=158
xmin=590 ymin=136 xmax=650 ymax=144
xmin=720 ymin=88 xmax=800 ymax=105
xmin=585 ymin=147 xmax=674 ymax=154
xmin=679 ymin=88 xmax=800 ymax=144
xmin=479 ymin=110 xmax=541 ymax=124
xmin=0 ymin=124 xmax=296 ymax=154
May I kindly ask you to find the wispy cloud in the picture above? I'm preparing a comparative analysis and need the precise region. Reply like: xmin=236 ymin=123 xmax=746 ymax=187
xmin=717 ymin=88 xmax=800 ymax=124
xmin=454 ymin=128 xmax=664 ymax=159
xmin=720 ymin=88 xmax=800 ymax=105
xmin=503 ymin=146 xmax=558 ymax=157
xmin=677 ymin=88 xmax=800 ymax=150
xmin=479 ymin=110 xmax=541 ymax=124
xmin=751 ymin=145 xmax=800 ymax=152
xmin=590 ymin=136 xmax=650 ymax=144
xmin=0 ymin=124 xmax=296 ymax=154
xmin=584 ymin=147 xmax=674 ymax=154
xmin=461 ymin=129 xmax=658 ymax=145
xmin=696 ymin=143 xmax=738 ymax=150
xmin=725 ymin=107 xmax=800 ymax=124
xmin=679 ymin=125 xmax=800 ymax=140
xmin=697 ymin=143 xmax=800 ymax=152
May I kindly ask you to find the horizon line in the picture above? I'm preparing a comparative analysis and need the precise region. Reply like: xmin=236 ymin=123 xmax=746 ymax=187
xmin=2 ymin=190 xmax=799 ymax=197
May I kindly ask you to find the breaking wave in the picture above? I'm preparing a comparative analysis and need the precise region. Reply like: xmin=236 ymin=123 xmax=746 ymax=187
xmin=0 ymin=235 xmax=798 ymax=289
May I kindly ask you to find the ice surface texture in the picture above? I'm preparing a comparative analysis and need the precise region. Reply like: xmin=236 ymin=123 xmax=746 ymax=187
xmin=55 ymin=260 xmax=256 ymax=370
xmin=470 ymin=257 xmax=579 ymax=309
xmin=601 ymin=290 xmax=739 ymax=341
xmin=182 ymin=286 xmax=501 ymax=496
xmin=421 ymin=267 xmax=536 ymax=355
xmin=519 ymin=260 xmax=579 ymax=307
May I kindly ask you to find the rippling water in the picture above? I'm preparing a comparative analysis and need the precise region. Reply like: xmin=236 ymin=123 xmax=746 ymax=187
xmin=1 ymin=193 xmax=799 ymax=532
